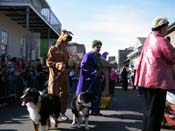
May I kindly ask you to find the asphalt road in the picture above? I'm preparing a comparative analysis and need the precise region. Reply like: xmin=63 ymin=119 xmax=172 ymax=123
xmin=0 ymin=87 xmax=174 ymax=131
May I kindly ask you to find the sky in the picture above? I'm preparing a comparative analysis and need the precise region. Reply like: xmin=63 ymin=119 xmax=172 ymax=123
xmin=46 ymin=0 xmax=175 ymax=57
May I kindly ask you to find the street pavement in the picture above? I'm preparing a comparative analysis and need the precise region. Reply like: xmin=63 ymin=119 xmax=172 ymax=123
xmin=0 ymin=86 xmax=174 ymax=131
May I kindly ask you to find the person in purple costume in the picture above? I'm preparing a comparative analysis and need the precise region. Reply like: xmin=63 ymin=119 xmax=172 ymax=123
xmin=76 ymin=40 xmax=104 ymax=116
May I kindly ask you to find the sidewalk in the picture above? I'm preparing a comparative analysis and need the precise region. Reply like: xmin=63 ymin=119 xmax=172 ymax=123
xmin=0 ymin=86 xmax=174 ymax=131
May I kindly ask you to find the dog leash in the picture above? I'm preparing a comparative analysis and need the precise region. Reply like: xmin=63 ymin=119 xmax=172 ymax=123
xmin=55 ymin=67 xmax=66 ymax=80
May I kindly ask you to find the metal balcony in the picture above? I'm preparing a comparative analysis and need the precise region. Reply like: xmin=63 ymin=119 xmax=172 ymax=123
xmin=0 ymin=0 xmax=62 ymax=38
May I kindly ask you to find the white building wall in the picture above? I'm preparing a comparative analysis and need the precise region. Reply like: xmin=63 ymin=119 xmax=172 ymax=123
xmin=0 ymin=13 xmax=41 ymax=59
xmin=0 ymin=13 xmax=26 ymax=58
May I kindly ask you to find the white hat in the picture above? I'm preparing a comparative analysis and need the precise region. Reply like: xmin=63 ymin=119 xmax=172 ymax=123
xmin=151 ymin=16 xmax=169 ymax=29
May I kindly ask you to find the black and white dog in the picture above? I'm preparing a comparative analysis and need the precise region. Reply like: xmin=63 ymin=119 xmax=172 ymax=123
xmin=71 ymin=92 xmax=96 ymax=129
xmin=20 ymin=88 xmax=61 ymax=131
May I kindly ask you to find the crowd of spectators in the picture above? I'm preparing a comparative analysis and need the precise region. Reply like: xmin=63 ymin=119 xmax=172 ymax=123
xmin=0 ymin=55 xmax=48 ymax=100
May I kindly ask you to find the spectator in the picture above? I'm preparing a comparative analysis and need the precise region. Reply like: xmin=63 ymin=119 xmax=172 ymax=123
xmin=25 ymin=60 xmax=38 ymax=89
xmin=134 ymin=16 xmax=175 ymax=131
xmin=130 ymin=67 xmax=136 ymax=89
xmin=101 ymin=52 xmax=109 ymax=60
xmin=6 ymin=58 xmax=18 ymax=95
xmin=109 ymin=67 xmax=117 ymax=96
xmin=35 ymin=58 xmax=45 ymax=90
xmin=69 ymin=64 xmax=79 ymax=93
xmin=120 ymin=66 xmax=128 ymax=91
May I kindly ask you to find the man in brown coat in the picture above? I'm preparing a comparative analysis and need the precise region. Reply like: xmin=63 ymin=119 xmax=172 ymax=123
xmin=46 ymin=30 xmax=73 ymax=120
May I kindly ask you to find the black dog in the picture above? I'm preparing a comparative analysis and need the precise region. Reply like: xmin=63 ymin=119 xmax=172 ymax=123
xmin=20 ymin=88 xmax=61 ymax=131
xmin=71 ymin=92 xmax=96 ymax=129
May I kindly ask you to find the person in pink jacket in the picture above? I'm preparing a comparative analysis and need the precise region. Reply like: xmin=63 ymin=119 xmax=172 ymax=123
xmin=134 ymin=16 xmax=175 ymax=131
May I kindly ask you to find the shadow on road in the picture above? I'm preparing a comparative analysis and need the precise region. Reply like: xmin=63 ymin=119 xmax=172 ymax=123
xmin=0 ymin=103 xmax=28 ymax=125
xmin=0 ymin=87 xmax=174 ymax=131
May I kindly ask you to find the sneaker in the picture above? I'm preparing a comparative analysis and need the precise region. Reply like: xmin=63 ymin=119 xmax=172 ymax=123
xmin=58 ymin=114 xmax=69 ymax=121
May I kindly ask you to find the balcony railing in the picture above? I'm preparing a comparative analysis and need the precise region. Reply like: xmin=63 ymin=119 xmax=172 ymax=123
xmin=0 ymin=0 xmax=61 ymax=33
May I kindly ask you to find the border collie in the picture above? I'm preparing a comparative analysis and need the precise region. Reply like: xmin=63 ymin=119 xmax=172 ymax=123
xmin=20 ymin=88 xmax=61 ymax=131
xmin=71 ymin=92 xmax=96 ymax=130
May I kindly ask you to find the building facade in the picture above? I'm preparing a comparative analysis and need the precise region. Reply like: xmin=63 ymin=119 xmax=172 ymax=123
xmin=118 ymin=47 xmax=134 ymax=69
xmin=0 ymin=0 xmax=61 ymax=61
xmin=127 ymin=37 xmax=146 ymax=69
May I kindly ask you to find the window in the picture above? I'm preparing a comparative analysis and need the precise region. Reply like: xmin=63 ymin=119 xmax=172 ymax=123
xmin=0 ymin=31 xmax=8 ymax=55
xmin=1 ymin=31 xmax=8 ymax=45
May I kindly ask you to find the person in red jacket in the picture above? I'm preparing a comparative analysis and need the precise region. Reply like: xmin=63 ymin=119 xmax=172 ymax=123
xmin=134 ymin=16 xmax=175 ymax=131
